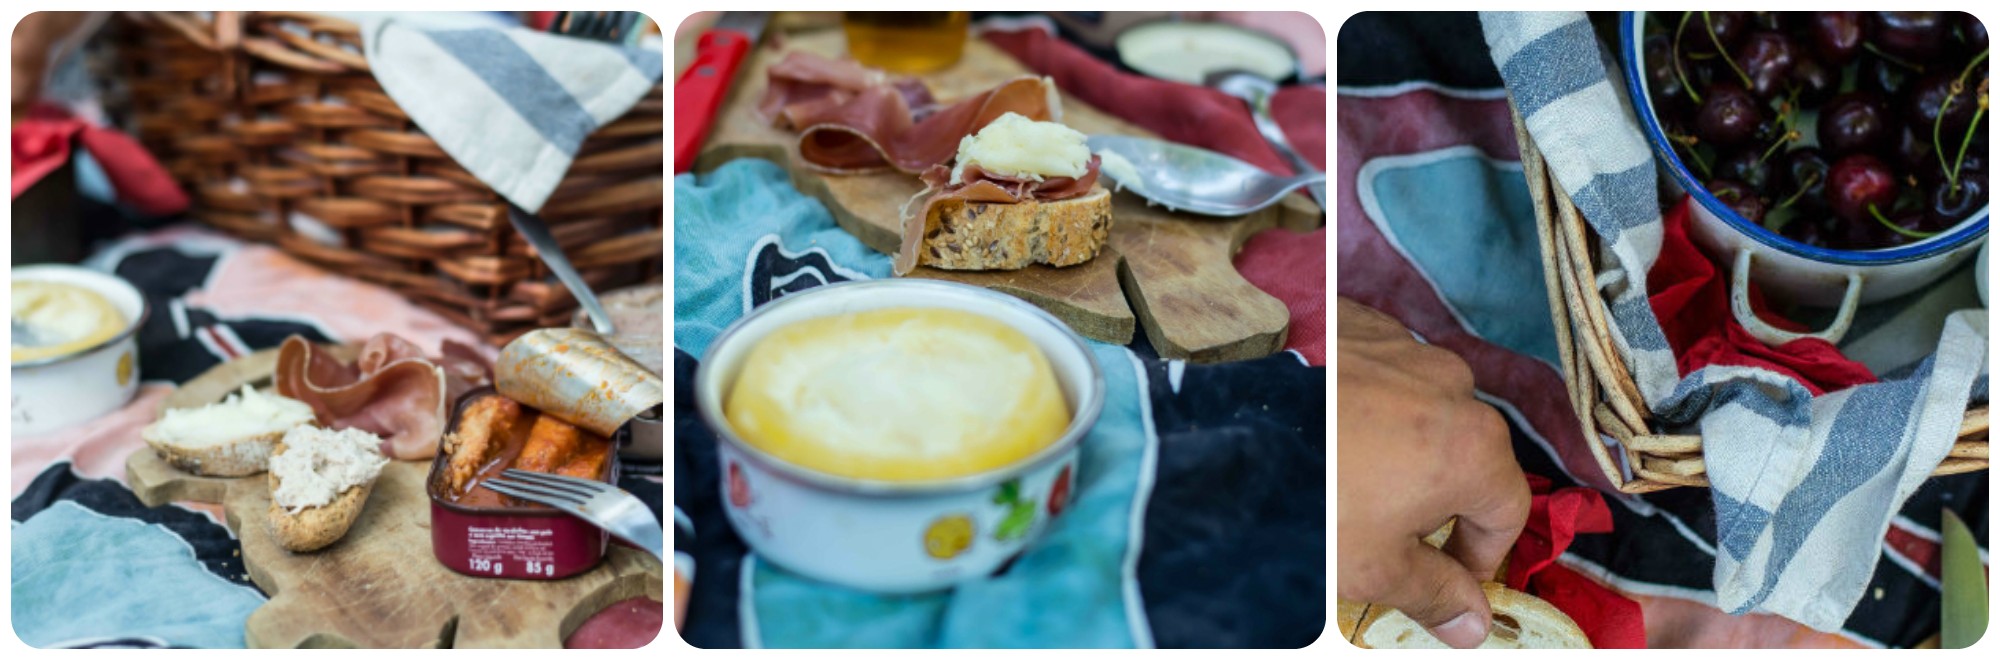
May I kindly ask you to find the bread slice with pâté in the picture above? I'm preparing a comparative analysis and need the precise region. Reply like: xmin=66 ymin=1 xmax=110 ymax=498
xmin=143 ymin=385 xmax=318 ymax=477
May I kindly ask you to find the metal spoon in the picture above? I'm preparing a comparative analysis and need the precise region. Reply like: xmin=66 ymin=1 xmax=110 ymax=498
xmin=1204 ymin=69 xmax=1326 ymax=212
xmin=1086 ymin=134 xmax=1325 ymax=217
xmin=506 ymin=204 xmax=615 ymax=335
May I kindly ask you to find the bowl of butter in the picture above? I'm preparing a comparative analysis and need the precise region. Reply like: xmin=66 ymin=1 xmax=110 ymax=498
xmin=12 ymin=265 xmax=148 ymax=435
xmin=693 ymin=279 xmax=1104 ymax=593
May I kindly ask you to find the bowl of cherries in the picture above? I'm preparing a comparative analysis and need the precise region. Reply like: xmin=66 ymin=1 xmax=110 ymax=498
xmin=1622 ymin=11 xmax=1987 ymax=345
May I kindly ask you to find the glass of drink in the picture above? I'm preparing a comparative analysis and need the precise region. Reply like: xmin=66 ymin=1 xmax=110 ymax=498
xmin=842 ymin=11 xmax=970 ymax=73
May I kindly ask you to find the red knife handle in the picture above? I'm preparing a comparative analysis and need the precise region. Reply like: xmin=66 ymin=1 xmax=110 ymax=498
xmin=673 ymin=29 xmax=753 ymax=174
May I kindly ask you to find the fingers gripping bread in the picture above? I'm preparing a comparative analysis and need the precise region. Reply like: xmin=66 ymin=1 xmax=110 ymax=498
xmin=1354 ymin=582 xmax=1592 ymax=649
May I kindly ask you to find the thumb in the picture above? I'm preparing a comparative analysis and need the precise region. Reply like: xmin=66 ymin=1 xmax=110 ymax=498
xmin=1380 ymin=542 xmax=1492 ymax=649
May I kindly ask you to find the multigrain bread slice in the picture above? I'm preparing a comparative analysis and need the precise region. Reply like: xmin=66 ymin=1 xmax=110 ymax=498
xmin=1354 ymin=582 xmax=1592 ymax=649
xmin=919 ymin=185 xmax=1112 ymax=270
xmin=265 ymin=426 xmax=389 ymax=553
xmin=143 ymin=385 xmax=316 ymax=477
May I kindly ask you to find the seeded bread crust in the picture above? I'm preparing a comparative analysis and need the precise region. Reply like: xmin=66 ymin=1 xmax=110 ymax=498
xmin=1353 ymin=582 xmax=1592 ymax=649
xmin=919 ymin=186 xmax=1112 ymax=270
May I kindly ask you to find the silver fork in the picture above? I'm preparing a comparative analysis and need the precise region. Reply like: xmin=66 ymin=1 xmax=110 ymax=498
xmin=485 ymin=469 xmax=664 ymax=562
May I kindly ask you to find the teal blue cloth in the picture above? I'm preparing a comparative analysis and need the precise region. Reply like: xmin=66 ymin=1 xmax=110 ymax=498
xmin=674 ymin=159 xmax=1153 ymax=648
xmin=11 ymin=501 xmax=266 ymax=648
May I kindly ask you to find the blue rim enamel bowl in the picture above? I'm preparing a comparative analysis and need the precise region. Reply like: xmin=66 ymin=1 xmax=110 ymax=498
xmin=1618 ymin=11 xmax=1986 ymax=310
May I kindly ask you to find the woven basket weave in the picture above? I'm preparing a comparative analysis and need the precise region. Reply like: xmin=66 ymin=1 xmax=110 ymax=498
xmin=1510 ymin=104 xmax=1990 ymax=494
xmin=109 ymin=11 xmax=663 ymax=346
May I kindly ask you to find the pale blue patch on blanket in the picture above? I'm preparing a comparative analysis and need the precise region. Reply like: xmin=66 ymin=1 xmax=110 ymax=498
xmin=672 ymin=159 xmax=893 ymax=356
xmin=1368 ymin=151 xmax=1559 ymax=368
xmin=11 ymin=501 xmax=265 ymax=648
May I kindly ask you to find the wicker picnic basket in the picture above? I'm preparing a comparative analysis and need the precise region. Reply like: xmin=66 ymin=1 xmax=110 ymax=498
xmin=105 ymin=11 xmax=663 ymax=346
xmin=1510 ymin=105 xmax=1991 ymax=494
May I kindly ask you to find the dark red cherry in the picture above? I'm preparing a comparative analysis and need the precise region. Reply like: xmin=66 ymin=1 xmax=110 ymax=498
xmin=1960 ymin=12 xmax=1989 ymax=54
xmin=1782 ymin=147 xmax=1832 ymax=210
xmin=1929 ymin=176 xmax=1985 ymax=229
xmin=1781 ymin=215 xmax=1829 ymax=246
xmin=1817 ymin=92 xmax=1891 ymax=155
xmin=1893 ymin=125 xmax=1937 ymax=174
xmin=1643 ymin=34 xmax=1691 ymax=117
xmin=1857 ymin=54 xmax=1915 ymax=97
xmin=1707 ymin=179 xmax=1768 ymax=222
xmin=1734 ymin=31 xmax=1798 ymax=100
xmin=1907 ymin=73 xmax=1979 ymax=137
xmin=1719 ymin=150 xmax=1775 ymax=194
xmin=1680 ymin=11 xmax=1750 ymax=56
xmin=1789 ymin=57 xmax=1838 ymax=107
xmin=1826 ymin=153 xmax=1900 ymax=223
xmin=1808 ymin=12 xmax=1867 ymax=65
xmin=1697 ymin=83 xmax=1764 ymax=148
xmin=1874 ymin=12 xmax=1950 ymax=62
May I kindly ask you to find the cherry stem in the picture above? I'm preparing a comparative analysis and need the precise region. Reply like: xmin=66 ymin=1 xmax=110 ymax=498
xmin=1869 ymin=204 xmax=1939 ymax=239
xmin=1936 ymin=49 xmax=1990 ymax=188
xmin=1758 ymin=130 xmax=1797 ymax=163
xmin=1774 ymin=172 xmax=1820 ymax=210
xmin=1674 ymin=12 xmax=1702 ymax=104
xmin=1862 ymin=42 xmax=1926 ymax=73
xmin=1705 ymin=12 xmax=1753 ymax=88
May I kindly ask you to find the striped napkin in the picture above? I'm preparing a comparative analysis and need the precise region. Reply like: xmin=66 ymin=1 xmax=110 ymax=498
xmin=1480 ymin=11 xmax=1989 ymax=631
xmin=360 ymin=16 xmax=662 ymax=212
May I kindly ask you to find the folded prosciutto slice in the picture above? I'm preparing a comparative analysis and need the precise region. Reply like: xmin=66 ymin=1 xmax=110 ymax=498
xmin=893 ymin=155 xmax=1103 ymax=275
xmin=756 ymin=51 xmax=1061 ymax=174
xmin=275 ymin=333 xmax=493 ymax=460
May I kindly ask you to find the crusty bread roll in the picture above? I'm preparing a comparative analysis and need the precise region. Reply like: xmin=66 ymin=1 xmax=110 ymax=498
xmin=919 ymin=186 xmax=1111 ymax=270
xmin=265 ymin=426 xmax=389 ymax=553
xmin=143 ymin=385 xmax=316 ymax=477
xmin=1354 ymin=582 xmax=1592 ymax=649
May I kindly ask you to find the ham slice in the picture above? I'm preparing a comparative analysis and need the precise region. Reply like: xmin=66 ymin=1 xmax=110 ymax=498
xmin=757 ymin=52 xmax=1060 ymax=173
xmin=275 ymin=333 xmax=493 ymax=460
xmin=893 ymin=155 xmax=1103 ymax=275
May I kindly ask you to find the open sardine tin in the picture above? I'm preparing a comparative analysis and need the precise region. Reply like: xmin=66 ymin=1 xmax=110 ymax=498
xmin=495 ymin=328 xmax=664 ymax=438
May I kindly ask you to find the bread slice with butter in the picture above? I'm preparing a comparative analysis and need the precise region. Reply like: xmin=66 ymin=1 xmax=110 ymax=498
xmin=143 ymin=385 xmax=318 ymax=477
xmin=900 ymin=112 xmax=1114 ymax=274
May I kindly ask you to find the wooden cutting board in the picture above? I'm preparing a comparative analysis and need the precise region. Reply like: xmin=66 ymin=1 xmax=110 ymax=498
xmin=124 ymin=347 xmax=664 ymax=648
xmin=694 ymin=30 xmax=1322 ymax=362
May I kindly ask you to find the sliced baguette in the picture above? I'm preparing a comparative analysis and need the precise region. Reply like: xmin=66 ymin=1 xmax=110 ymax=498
xmin=143 ymin=385 xmax=316 ymax=477
xmin=1354 ymin=582 xmax=1592 ymax=649
xmin=267 ymin=471 xmax=374 ymax=553
xmin=264 ymin=427 xmax=387 ymax=553
xmin=919 ymin=185 xmax=1111 ymax=270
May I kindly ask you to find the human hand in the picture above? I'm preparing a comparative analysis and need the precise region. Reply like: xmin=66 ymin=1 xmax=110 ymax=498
xmin=1336 ymin=297 xmax=1531 ymax=648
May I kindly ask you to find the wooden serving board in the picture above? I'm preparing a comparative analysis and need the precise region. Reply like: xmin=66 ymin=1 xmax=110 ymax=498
xmin=125 ymin=347 xmax=663 ymax=648
xmin=695 ymin=30 xmax=1323 ymax=362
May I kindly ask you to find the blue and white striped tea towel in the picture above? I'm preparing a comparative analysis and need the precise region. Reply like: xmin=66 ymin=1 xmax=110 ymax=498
xmin=1480 ymin=11 xmax=1989 ymax=631
xmin=361 ymin=15 xmax=663 ymax=212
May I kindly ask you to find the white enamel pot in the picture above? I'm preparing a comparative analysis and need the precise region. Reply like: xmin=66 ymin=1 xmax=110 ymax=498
xmin=693 ymin=279 xmax=1104 ymax=594
xmin=11 ymin=265 xmax=148 ymax=436
xmin=1621 ymin=12 xmax=1988 ymax=345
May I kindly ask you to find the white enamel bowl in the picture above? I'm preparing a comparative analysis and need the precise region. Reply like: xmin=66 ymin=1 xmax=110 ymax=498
xmin=693 ymin=279 xmax=1104 ymax=593
xmin=11 ymin=265 xmax=148 ymax=436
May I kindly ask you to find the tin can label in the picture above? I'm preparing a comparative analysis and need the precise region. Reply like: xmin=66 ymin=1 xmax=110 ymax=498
xmin=466 ymin=525 xmax=558 ymax=578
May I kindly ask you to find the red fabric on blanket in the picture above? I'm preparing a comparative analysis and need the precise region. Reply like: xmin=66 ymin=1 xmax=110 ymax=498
xmin=1507 ymin=473 xmax=1646 ymax=649
xmin=11 ymin=104 xmax=188 ymax=216
xmin=1647 ymin=197 xmax=1877 ymax=395
xmin=982 ymin=28 xmax=1328 ymax=365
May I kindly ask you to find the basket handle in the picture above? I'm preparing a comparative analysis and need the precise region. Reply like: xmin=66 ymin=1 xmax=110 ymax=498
xmin=1730 ymin=248 xmax=1863 ymax=346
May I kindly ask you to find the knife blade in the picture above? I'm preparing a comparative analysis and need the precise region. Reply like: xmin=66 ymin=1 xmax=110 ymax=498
xmin=673 ymin=11 xmax=771 ymax=174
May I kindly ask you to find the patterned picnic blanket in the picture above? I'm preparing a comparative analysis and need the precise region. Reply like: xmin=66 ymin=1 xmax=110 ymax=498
xmin=1336 ymin=11 xmax=1987 ymax=648
xmin=10 ymin=227 xmax=665 ymax=648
